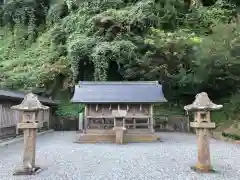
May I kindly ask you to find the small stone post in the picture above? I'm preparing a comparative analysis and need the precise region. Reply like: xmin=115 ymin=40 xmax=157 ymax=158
xmin=11 ymin=93 xmax=49 ymax=175
xmin=112 ymin=110 xmax=127 ymax=144
xmin=184 ymin=92 xmax=222 ymax=173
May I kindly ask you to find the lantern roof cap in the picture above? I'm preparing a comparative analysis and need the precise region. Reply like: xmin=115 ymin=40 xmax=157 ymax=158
xmin=11 ymin=92 xmax=49 ymax=111
xmin=184 ymin=92 xmax=223 ymax=111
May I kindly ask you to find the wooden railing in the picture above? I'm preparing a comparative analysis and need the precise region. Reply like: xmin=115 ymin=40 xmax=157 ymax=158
xmin=86 ymin=116 xmax=150 ymax=130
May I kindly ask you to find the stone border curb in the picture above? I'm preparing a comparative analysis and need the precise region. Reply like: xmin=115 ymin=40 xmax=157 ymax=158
xmin=0 ymin=129 xmax=54 ymax=148
xmin=235 ymin=140 xmax=240 ymax=144
xmin=212 ymin=135 xmax=240 ymax=145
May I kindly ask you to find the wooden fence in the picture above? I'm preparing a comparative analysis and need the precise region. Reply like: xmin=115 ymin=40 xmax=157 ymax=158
xmin=0 ymin=103 xmax=50 ymax=139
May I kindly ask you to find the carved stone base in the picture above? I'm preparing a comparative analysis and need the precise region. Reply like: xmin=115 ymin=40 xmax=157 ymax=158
xmin=13 ymin=167 xmax=41 ymax=176
xmin=190 ymin=165 xmax=216 ymax=173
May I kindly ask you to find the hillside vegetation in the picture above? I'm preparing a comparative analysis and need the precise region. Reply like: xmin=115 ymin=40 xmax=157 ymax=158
xmin=0 ymin=0 xmax=240 ymax=125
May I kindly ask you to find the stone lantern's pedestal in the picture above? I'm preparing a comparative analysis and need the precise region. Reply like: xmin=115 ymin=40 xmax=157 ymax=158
xmin=190 ymin=122 xmax=216 ymax=173
xmin=13 ymin=122 xmax=41 ymax=175
xmin=113 ymin=127 xmax=126 ymax=144
xmin=112 ymin=110 xmax=127 ymax=144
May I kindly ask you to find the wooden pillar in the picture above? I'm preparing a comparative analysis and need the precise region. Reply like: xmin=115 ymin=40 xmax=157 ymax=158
xmin=133 ymin=118 xmax=136 ymax=129
xmin=16 ymin=112 xmax=20 ymax=135
xmin=102 ymin=118 xmax=104 ymax=129
xmin=78 ymin=112 xmax=83 ymax=131
xmin=16 ymin=127 xmax=19 ymax=136
xmin=84 ymin=105 xmax=88 ymax=134
xmin=147 ymin=118 xmax=150 ymax=128
xmin=165 ymin=116 xmax=169 ymax=130
xmin=46 ymin=109 xmax=50 ymax=130
xmin=114 ymin=118 xmax=116 ymax=127
xmin=149 ymin=105 xmax=154 ymax=133
xmin=186 ymin=111 xmax=190 ymax=132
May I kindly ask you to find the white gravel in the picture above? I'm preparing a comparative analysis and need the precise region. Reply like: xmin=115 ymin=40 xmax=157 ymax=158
xmin=0 ymin=131 xmax=239 ymax=180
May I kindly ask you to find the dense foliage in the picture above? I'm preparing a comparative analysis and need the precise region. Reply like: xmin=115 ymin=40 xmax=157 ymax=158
xmin=0 ymin=0 xmax=240 ymax=119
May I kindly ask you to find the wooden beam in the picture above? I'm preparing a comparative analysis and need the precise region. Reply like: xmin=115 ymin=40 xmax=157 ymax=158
xmin=125 ymin=124 xmax=134 ymax=126
xmin=86 ymin=115 xmax=150 ymax=119
xmin=135 ymin=123 xmax=149 ymax=126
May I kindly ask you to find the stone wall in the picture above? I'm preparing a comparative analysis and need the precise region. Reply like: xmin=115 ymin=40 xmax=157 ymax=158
xmin=154 ymin=115 xmax=190 ymax=132
xmin=52 ymin=116 xmax=78 ymax=131
xmin=0 ymin=126 xmax=16 ymax=139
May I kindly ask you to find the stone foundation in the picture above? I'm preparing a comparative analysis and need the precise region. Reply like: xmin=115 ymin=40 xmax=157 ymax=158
xmin=13 ymin=167 xmax=41 ymax=176
xmin=191 ymin=166 xmax=216 ymax=173
xmin=74 ymin=133 xmax=159 ymax=143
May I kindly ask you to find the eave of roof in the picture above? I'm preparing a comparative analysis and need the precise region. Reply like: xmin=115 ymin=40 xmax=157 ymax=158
xmin=79 ymin=81 xmax=160 ymax=85
xmin=0 ymin=89 xmax=58 ymax=105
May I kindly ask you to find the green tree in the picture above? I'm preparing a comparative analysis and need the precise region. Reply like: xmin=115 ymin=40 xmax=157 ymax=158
xmin=0 ymin=0 xmax=239 ymax=110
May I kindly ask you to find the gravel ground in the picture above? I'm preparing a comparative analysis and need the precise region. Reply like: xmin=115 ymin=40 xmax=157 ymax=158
xmin=0 ymin=131 xmax=239 ymax=180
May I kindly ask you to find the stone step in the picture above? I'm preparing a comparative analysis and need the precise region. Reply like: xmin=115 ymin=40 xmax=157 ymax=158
xmin=76 ymin=134 xmax=115 ymax=143
xmin=75 ymin=133 xmax=160 ymax=143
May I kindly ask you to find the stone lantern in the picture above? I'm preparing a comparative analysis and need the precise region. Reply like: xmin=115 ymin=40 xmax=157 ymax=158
xmin=11 ymin=92 xmax=49 ymax=175
xmin=184 ymin=92 xmax=222 ymax=173
xmin=112 ymin=110 xmax=127 ymax=144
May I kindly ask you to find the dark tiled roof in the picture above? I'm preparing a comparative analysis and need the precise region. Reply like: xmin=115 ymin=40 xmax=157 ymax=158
xmin=71 ymin=81 xmax=167 ymax=103
xmin=0 ymin=89 xmax=58 ymax=105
